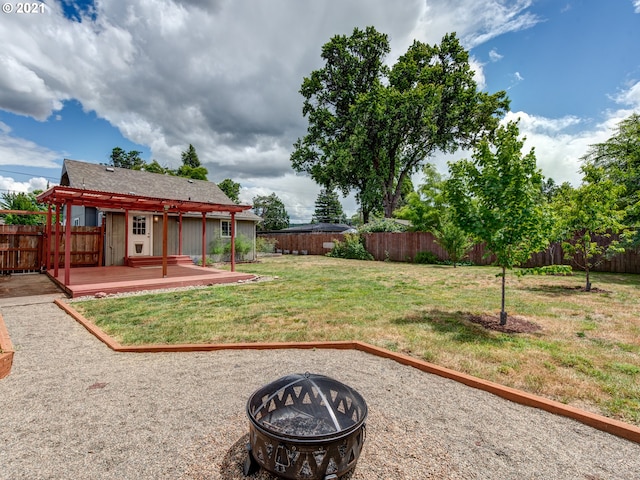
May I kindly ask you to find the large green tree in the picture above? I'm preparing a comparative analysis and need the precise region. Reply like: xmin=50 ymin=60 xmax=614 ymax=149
xmin=291 ymin=27 xmax=509 ymax=222
xmin=583 ymin=113 xmax=640 ymax=244
xmin=218 ymin=179 xmax=241 ymax=203
xmin=446 ymin=121 xmax=550 ymax=325
xmin=312 ymin=188 xmax=346 ymax=224
xmin=253 ymin=193 xmax=290 ymax=231
xmin=560 ymin=165 xmax=627 ymax=292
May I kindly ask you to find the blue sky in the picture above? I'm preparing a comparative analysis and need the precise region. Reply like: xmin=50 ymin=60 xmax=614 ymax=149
xmin=0 ymin=0 xmax=639 ymax=222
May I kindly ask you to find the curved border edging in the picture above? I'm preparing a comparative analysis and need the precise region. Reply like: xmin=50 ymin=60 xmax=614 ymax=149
xmin=54 ymin=299 xmax=640 ymax=445
xmin=0 ymin=313 xmax=15 ymax=379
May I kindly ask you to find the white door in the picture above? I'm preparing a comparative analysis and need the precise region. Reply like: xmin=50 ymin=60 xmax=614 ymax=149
xmin=128 ymin=213 xmax=153 ymax=257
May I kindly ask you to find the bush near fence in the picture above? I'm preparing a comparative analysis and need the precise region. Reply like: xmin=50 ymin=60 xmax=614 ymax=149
xmin=258 ymin=231 xmax=640 ymax=274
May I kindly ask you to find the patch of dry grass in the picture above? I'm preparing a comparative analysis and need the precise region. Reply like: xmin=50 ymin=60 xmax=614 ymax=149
xmin=73 ymin=255 xmax=640 ymax=425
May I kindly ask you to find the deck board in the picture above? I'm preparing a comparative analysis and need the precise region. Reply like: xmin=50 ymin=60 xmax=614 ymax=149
xmin=48 ymin=264 xmax=255 ymax=298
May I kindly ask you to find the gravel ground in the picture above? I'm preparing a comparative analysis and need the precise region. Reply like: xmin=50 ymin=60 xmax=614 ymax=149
xmin=1 ymin=299 xmax=639 ymax=480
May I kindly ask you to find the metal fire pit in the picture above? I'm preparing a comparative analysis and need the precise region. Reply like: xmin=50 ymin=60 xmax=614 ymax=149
xmin=245 ymin=372 xmax=368 ymax=480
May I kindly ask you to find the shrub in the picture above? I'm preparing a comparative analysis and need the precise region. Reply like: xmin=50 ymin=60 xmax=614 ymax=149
xmin=209 ymin=235 xmax=253 ymax=260
xmin=256 ymin=237 xmax=277 ymax=253
xmin=414 ymin=251 xmax=440 ymax=264
xmin=516 ymin=265 xmax=573 ymax=277
xmin=359 ymin=218 xmax=407 ymax=233
xmin=326 ymin=234 xmax=374 ymax=260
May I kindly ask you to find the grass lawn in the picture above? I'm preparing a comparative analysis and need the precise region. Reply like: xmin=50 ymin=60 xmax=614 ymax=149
xmin=73 ymin=255 xmax=640 ymax=425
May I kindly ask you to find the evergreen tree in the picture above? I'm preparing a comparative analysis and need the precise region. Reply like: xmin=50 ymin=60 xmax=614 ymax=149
xmin=181 ymin=144 xmax=201 ymax=168
xmin=312 ymin=188 xmax=345 ymax=223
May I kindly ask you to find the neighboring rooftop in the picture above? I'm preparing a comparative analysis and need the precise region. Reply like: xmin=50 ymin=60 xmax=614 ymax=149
xmin=269 ymin=223 xmax=357 ymax=234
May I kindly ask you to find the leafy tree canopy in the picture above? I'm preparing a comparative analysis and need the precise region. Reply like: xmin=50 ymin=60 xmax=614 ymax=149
xmin=291 ymin=26 xmax=509 ymax=222
xmin=446 ymin=121 xmax=550 ymax=324
xmin=559 ymin=164 xmax=627 ymax=291
xmin=393 ymin=163 xmax=446 ymax=232
xmin=253 ymin=193 xmax=290 ymax=231
xmin=0 ymin=192 xmax=47 ymax=225
xmin=143 ymin=159 xmax=172 ymax=175
xmin=176 ymin=165 xmax=208 ymax=181
xmin=218 ymin=179 xmax=241 ymax=203
xmin=109 ymin=147 xmax=145 ymax=170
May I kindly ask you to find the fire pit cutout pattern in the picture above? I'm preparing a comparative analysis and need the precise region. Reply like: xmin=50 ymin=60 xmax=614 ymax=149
xmin=245 ymin=373 xmax=368 ymax=479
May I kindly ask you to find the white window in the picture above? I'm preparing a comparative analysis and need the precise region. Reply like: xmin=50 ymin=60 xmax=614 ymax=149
xmin=221 ymin=220 xmax=236 ymax=238
xmin=132 ymin=215 xmax=147 ymax=235
xmin=73 ymin=218 xmax=80 ymax=227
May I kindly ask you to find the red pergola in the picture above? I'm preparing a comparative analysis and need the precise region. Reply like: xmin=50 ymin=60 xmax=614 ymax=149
xmin=36 ymin=186 xmax=253 ymax=285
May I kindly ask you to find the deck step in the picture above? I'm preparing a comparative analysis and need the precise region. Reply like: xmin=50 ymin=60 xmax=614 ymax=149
xmin=126 ymin=255 xmax=194 ymax=268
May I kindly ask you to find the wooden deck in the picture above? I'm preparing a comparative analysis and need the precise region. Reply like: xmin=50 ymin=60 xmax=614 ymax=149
xmin=48 ymin=264 xmax=256 ymax=298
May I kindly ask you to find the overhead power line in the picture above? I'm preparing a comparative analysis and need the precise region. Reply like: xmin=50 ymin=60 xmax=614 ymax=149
xmin=0 ymin=168 xmax=59 ymax=182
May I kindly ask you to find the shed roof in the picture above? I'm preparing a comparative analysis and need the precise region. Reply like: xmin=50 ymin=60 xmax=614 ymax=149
xmin=37 ymin=159 xmax=260 ymax=220
xmin=61 ymin=159 xmax=233 ymax=205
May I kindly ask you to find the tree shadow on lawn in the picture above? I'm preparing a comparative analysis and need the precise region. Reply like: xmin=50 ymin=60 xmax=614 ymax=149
xmin=392 ymin=309 xmax=542 ymax=345
xmin=520 ymin=284 xmax=611 ymax=296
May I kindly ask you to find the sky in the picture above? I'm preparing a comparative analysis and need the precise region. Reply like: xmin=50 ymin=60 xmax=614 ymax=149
xmin=1 ymin=0 xmax=639 ymax=223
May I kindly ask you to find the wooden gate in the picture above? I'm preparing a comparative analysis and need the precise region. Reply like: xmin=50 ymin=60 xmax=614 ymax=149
xmin=0 ymin=225 xmax=44 ymax=273
xmin=0 ymin=225 xmax=104 ymax=273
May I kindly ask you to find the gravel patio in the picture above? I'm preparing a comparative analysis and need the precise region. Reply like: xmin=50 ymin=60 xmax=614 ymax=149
xmin=0 ymin=297 xmax=639 ymax=479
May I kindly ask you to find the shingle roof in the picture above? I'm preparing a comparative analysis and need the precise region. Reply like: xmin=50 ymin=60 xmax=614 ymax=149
xmin=60 ymin=159 xmax=261 ymax=221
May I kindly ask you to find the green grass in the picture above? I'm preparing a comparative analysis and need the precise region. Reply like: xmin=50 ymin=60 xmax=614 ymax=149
xmin=73 ymin=255 xmax=640 ymax=425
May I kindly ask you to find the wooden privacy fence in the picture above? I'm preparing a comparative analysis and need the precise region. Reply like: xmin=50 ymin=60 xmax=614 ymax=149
xmin=259 ymin=231 xmax=640 ymax=274
xmin=0 ymin=225 xmax=103 ymax=273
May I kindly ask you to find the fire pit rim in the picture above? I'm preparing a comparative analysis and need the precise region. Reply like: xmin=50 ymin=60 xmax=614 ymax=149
xmin=245 ymin=372 xmax=368 ymax=444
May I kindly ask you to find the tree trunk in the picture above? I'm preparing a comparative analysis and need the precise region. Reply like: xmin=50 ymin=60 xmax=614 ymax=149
xmin=500 ymin=265 xmax=507 ymax=325
xmin=584 ymin=235 xmax=591 ymax=292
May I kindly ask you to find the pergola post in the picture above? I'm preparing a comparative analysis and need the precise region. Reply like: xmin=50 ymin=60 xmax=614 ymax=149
xmin=64 ymin=201 xmax=72 ymax=285
xmin=178 ymin=212 xmax=183 ymax=255
xmin=162 ymin=207 xmax=168 ymax=277
xmin=124 ymin=209 xmax=129 ymax=266
xmin=230 ymin=212 xmax=236 ymax=272
xmin=54 ymin=204 xmax=60 ymax=278
xmin=45 ymin=205 xmax=52 ymax=271
xmin=201 ymin=212 xmax=207 ymax=268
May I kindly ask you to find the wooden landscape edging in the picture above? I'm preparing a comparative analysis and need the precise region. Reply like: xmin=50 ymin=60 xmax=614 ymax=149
xmin=0 ymin=314 xmax=15 ymax=379
xmin=54 ymin=299 xmax=640 ymax=445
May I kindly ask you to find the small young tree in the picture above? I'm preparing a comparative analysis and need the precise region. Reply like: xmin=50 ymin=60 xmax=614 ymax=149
xmin=432 ymin=213 xmax=473 ymax=268
xmin=312 ymin=188 xmax=346 ymax=223
xmin=560 ymin=165 xmax=626 ymax=291
xmin=253 ymin=193 xmax=290 ymax=231
xmin=218 ymin=179 xmax=241 ymax=203
xmin=446 ymin=121 xmax=550 ymax=325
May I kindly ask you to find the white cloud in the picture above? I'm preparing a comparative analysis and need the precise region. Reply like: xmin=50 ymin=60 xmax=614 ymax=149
xmin=634 ymin=1 xmax=640 ymax=13
xmin=610 ymin=80 xmax=640 ymax=108
xmin=489 ymin=48 xmax=503 ymax=62
xmin=0 ymin=176 xmax=51 ymax=194
xmin=0 ymin=131 xmax=61 ymax=169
